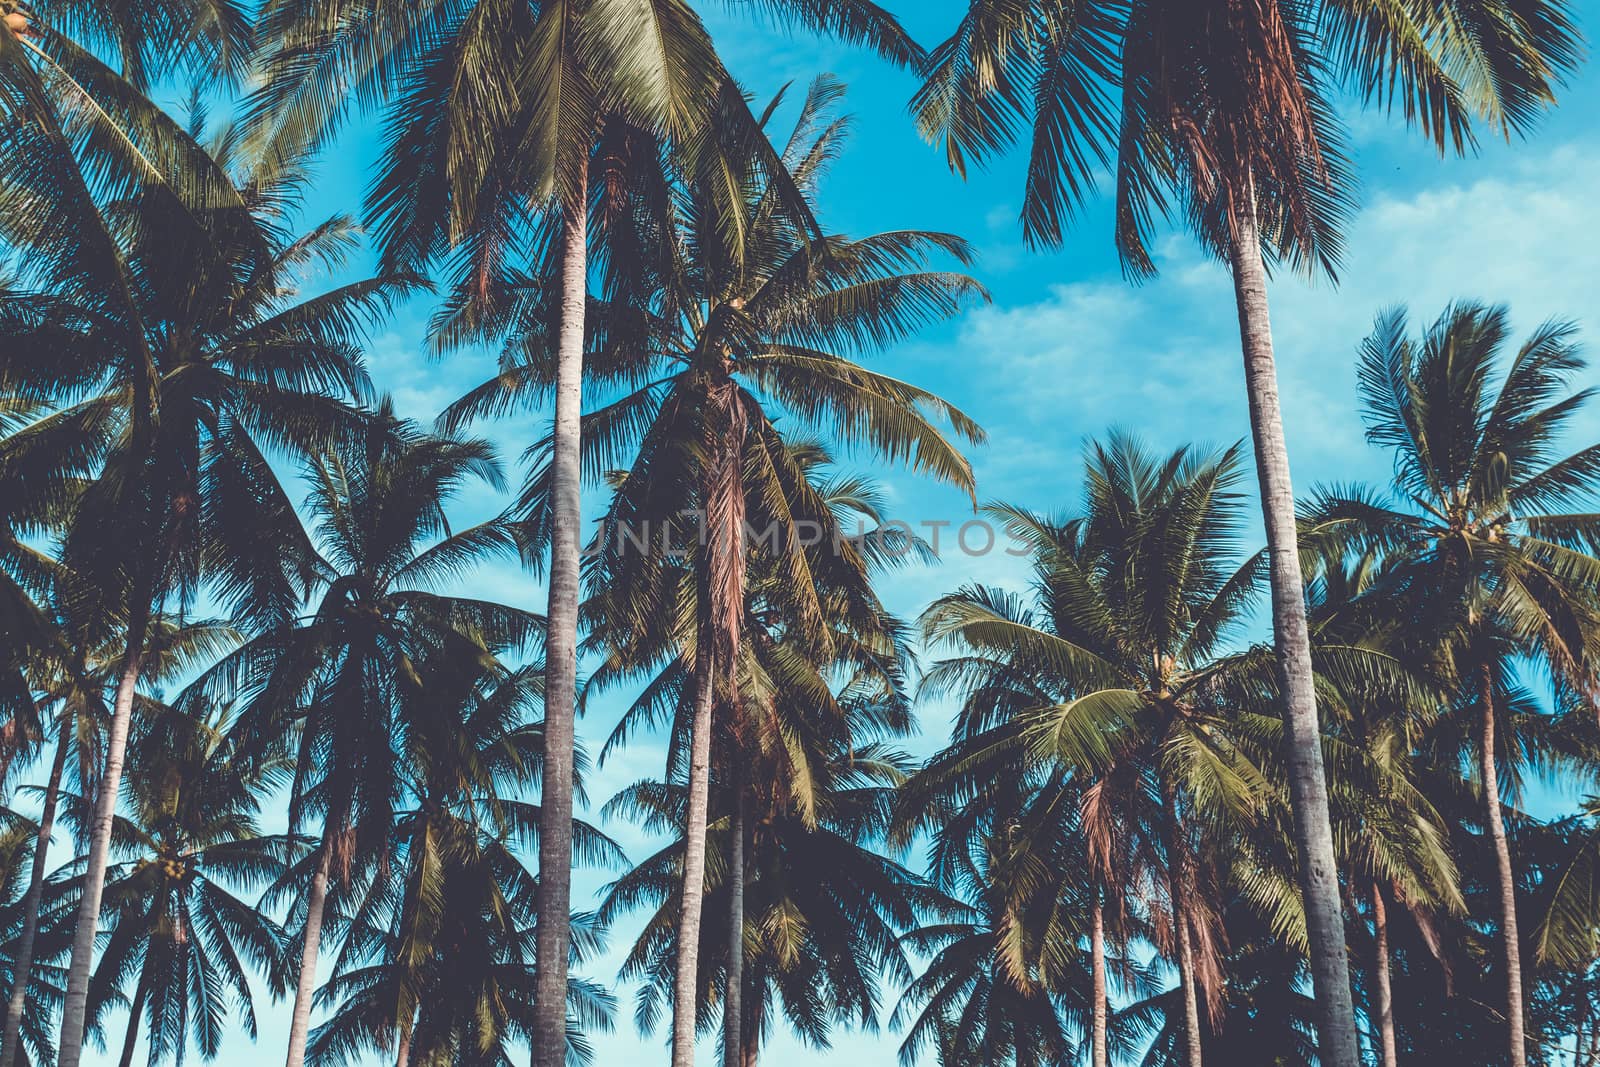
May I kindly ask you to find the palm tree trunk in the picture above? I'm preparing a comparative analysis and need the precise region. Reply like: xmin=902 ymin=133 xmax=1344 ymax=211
xmin=0 ymin=716 xmax=21 ymax=794
xmin=742 ymin=991 xmax=761 ymax=1067
xmin=672 ymin=644 xmax=718 ymax=1067
xmin=1227 ymin=193 xmax=1360 ymax=1067
xmin=117 ymin=969 xmax=150 ymax=1067
xmin=285 ymin=842 xmax=333 ymax=1067
xmin=395 ymin=1027 xmax=411 ymax=1067
xmin=724 ymin=776 xmax=747 ymax=1067
xmin=0 ymin=719 xmax=69 ymax=1067
xmin=1479 ymin=667 xmax=1526 ymax=1067
xmin=1091 ymin=896 xmax=1109 ymax=1067
xmin=1371 ymin=882 xmax=1397 ymax=1067
xmin=1162 ymin=780 xmax=1203 ymax=1067
xmin=532 ymin=174 xmax=588 ymax=1067
xmin=58 ymin=605 xmax=148 ymax=1067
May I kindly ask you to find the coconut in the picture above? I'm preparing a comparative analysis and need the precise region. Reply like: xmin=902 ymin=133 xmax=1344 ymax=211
xmin=3 ymin=10 xmax=28 ymax=35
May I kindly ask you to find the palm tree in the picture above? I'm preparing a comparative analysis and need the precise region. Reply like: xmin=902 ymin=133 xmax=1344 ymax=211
xmin=596 ymin=524 xmax=938 ymax=1067
xmin=892 ymin=832 xmax=1081 ymax=1067
xmin=911 ymin=9 xmax=1580 ymax=1063
xmin=446 ymin=78 xmax=983 ymax=1067
xmin=917 ymin=436 xmax=1291 ymax=1067
xmin=601 ymin=741 xmax=939 ymax=1067
xmin=0 ymin=811 xmax=78 ymax=1067
xmin=0 ymin=610 xmax=236 ymax=1067
xmin=303 ymin=664 xmax=622 ymax=1067
xmin=1306 ymin=302 xmax=1600 ymax=1067
xmin=245 ymin=1 xmax=919 ymax=1054
xmin=204 ymin=406 xmax=540 ymax=1067
xmin=0 ymin=101 xmax=415 ymax=1065
xmin=82 ymin=700 xmax=294 ymax=1067
xmin=1301 ymin=549 xmax=1466 ymax=1067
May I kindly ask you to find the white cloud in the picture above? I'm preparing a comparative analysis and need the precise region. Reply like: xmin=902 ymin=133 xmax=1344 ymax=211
xmin=946 ymin=139 xmax=1600 ymax=513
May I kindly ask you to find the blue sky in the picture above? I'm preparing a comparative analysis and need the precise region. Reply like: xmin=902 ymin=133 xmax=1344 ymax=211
xmin=74 ymin=1 xmax=1600 ymax=1063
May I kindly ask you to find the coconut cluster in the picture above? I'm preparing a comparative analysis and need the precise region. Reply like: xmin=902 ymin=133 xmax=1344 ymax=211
xmin=2 ymin=2 xmax=34 ymax=36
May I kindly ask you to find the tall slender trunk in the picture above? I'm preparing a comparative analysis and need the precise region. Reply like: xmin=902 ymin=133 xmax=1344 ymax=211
xmin=741 ymin=991 xmax=761 ymax=1067
xmin=1162 ymin=779 xmax=1203 ymax=1067
xmin=1090 ymin=896 xmax=1109 ymax=1067
xmin=675 ymin=367 xmax=747 ymax=1067
xmin=1371 ymin=883 xmax=1397 ymax=1067
xmin=0 ymin=719 xmax=69 ymax=1067
xmin=285 ymin=843 xmax=333 ymax=1067
xmin=58 ymin=604 xmax=148 ymax=1067
xmin=395 ymin=1025 xmax=411 ymax=1067
xmin=672 ymin=645 xmax=718 ymax=1067
xmin=1479 ymin=668 xmax=1526 ymax=1067
xmin=1227 ymin=196 xmax=1360 ymax=1067
xmin=117 ymin=969 xmax=150 ymax=1067
xmin=723 ymin=777 xmax=747 ymax=1067
xmin=532 ymin=175 xmax=588 ymax=1067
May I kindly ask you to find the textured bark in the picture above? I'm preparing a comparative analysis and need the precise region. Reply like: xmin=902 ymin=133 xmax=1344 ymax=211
xmin=741 ymin=993 xmax=761 ymax=1067
xmin=674 ymin=363 xmax=748 ymax=1067
xmin=58 ymin=606 xmax=148 ymax=1067
xmin=0 ymin=717 xmax=20 ymax=794
xmin=0 ymin=720 xmax=68 ymax=1067
xmin=532 ymin=176 xmax=588 ymax=1067
xmin=117 ymin=970 xmax=150 ymax=1067
xmin=672 ymin=647 xmax=718 ymax=1067
xmin=723 ymin=777 xmax=747 ymax=1067
xmin=1371 ymin=883 xmax=1397 ymax=1067
xmin=1162 ymin=781 xmax=1204 ymax=1067
xmin=285 ymin=845 xmax=333 ymax=1067
xmin=1091 ymin=897 xmax=1109 ymax=1067
xmin=1228 ymin=201 xmax=1360 ymax=1067
xmin=1479 ymin=670 xmax=1527 ymax=1067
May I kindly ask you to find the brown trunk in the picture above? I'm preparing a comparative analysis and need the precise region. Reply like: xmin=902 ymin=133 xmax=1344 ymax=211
xmin=742 ymin=993 xmax=761 ymax=1067
xmin=58 ymin=604 xmax=148 ymax=1067
xmin=395 ymin=1026 xmax=411 ymax=1067
xmin=0 ymin=717 xmax=20 ymax=794
xmin=1162 ymin=779 xmax=1204 ymax=1067
xmin=285 ymin=843 xmax=333 ymax=1067
xmin=673 ymin=362 xmax=748 ymax=1067
xmin=723 ymin=775 xmax=747 ymax=1067
xmin=532 ymin=172 xmax=588 ymax=1067
xmin=1091 ymin=896 xmax=1109 ymax=1067
xmin=1479 ymin=668 xmax=1526 ymax=1067
xmin=1227 ymin=193 xmax=1360 ymax=1067
xmin=671 ymin=645 xmax=718 ymax=1067
xmin=0 ymin=719 xmax=69 ymax=1067
xmin=118 ymin=969 xmax=150 ymax=1067
xmin=1371 ymin=883 xmax=1397 ymax=1067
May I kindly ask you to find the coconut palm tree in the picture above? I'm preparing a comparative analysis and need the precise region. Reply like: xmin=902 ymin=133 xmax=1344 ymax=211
xmin=917 ymin=436 xmax=1287 ymax=1067
xmin=196 ymin=406 xmax=541 ymax=1067
xmin=1306 ymin=301 xmax=1600 ymax=1067
xmin=0 ymin=391 xmax=91 ymax=796
xmin=78 ymin=700 xmax=293 ymax=1067
xmin=0 ymin=103 xmax=416 ymax=1066
xmin=583 ymin=441 xmax=932 ymax=1067
xmin=445 ymin=77 xmax=983 ymax=1067
xmin=911 ymin=9 xmax=1580 ymax=1063
xmin=1300 ymin=549 xmax=1467 ymax=1067
xmin=892 ymin=830 xmax=1081 ymax=1067
xmin=303 ymin=664 xmax=622 ymax=1067
xmin=245 ymin=1 xmax=918 ymax=1053
xmin=600 ymin=739 xmax=940 ymax=1067
xmin=0 ymin=611 xmax=237 ymax=1067
xmin=0 ymin=811 xmax=78 ymax=1067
